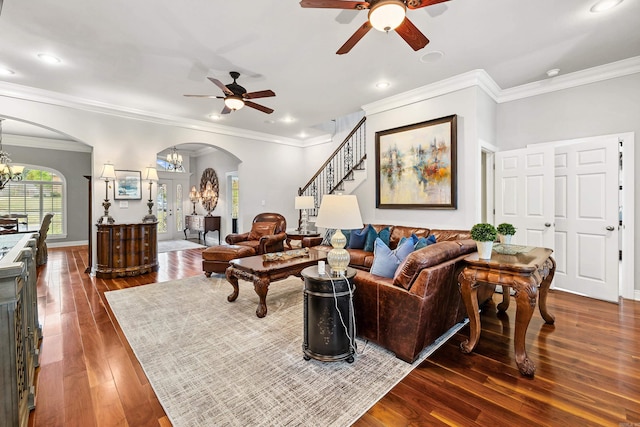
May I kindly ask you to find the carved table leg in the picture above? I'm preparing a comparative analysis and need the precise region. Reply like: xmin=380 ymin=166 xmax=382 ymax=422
xmin=225 ymin=267 xmax=240 ymax=302
xmin=513 ymin=276 xmax=538 ymax=376
xmin=497 ymin=289 xmax=511 ymax=312
xmin=253 ymin=275 xmax=271 ymax=318
xmin=538 ymin=257 xmax=556 ymax=324
xmin=458 ymin=268 xmax=481 ymax=354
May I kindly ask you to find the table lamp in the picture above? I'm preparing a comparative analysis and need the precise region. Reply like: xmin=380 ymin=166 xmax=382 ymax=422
xmin=295 ymin=195 xmax=315 ymax=233
xmin=314 ymin=194 xmax=363 ymax=276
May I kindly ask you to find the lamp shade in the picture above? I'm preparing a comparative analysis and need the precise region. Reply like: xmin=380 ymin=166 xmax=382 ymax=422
xmin=143 ymin=166 xmax=159 ymax=181
xmin=315 ymin=194 xmax=363 ymax=230
xmin=368 ymin=0 xmax=406 ymax=32
xmin=224 ymin=95 xmax=245 ymax=111
xmin=100 ymin=163 xmax=116 ymax=180
xmin=295 ymin=195 xmax=315 ymax=210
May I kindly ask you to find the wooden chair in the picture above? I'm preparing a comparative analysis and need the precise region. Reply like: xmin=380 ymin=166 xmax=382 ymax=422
xmin=36 ymin=213 xmax=54 ymax=266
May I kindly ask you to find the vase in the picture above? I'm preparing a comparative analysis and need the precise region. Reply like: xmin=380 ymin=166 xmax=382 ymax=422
xmin=476 ymin=241 xmax=494 ymax=259
xmin=499 ymin=234 xmax=513 ymax=244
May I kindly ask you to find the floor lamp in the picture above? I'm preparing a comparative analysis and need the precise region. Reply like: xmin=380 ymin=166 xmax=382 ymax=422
xmin=142 ymin=166 xmax=159 ymax=223
xmin=98 ymin=163 xmax=116 ymax=224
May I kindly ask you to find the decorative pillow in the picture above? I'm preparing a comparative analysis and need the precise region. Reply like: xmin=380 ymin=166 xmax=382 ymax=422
xmin=321 ymin=228 xmax=335 ymax=245
xmin=370 ymin=237 xmax=415 ymax=278
xmin=248 ymin=222 xmax=277 ymax=240
xmin=398 ymin=234 xmax=419 ymax=248
xmin=414 ymin=234 xmax=437 ymax=250
xmin=364 ymin=226 xmax=390 ymax=252
xmin=348 ymin=226 xmax=368 ymax=249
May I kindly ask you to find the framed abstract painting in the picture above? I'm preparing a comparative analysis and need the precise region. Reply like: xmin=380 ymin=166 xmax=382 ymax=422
xmin=375 ymin=114 xmax=457 ymax=209
xmin=114 ymin=170 xmax=142 ymax=200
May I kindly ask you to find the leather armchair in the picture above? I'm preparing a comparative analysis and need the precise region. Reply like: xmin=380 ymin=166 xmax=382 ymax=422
xmin=225 ymin=213 xmax=287 ymax=254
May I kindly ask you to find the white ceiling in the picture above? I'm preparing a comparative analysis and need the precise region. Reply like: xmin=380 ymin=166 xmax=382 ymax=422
xmin=1 ymin=0 xmax=639 ymax=142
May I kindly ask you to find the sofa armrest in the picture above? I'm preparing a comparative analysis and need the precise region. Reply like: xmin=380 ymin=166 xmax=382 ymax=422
xmin=301 ymin=236 xmax=323 ymax=247
xmin=226 ymin=232 xmax=250 ymax=245
xmin=259 ymin=231 xmax=287 ymax=253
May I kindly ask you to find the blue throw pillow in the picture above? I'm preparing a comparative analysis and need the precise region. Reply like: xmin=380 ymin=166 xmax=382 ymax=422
xmin=348 ymin=226 xmax=367 ymax=249
xmin=370 ymin=237 xmax=415 ymax=278
xmin=364 ymin=226 xmax=390 ymax=252
xmin=399 ymin=234 xmax=419 ymax=248
xmin=414 ymin=234 xmax=437 ymax=250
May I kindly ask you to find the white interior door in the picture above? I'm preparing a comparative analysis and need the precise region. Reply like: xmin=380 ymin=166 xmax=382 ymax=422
xmin=554 ymin=137 xmax=619 ymax=302
xmin=156 ymin=179 xmax=186 ymax=241
xmin=495 ymin=146 xmax=555 ymax=248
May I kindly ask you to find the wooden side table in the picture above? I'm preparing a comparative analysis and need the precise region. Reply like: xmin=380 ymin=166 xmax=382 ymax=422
xmin=285 ymin=230 xmax=320 ymax=249
xmin=458 ymin=246 xmax=556 ymax=377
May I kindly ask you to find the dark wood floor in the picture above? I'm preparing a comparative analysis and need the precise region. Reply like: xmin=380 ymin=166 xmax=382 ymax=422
xmin=29 ymin=246 xmax=640 ymax=427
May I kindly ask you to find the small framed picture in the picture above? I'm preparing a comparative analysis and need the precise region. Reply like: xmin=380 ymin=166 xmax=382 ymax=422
xmin=114 ymin=170 xmax=142 ymax=200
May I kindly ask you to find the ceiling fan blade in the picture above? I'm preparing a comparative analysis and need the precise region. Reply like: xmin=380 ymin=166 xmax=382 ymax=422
xmin=243 ymin=89 xmax=276 ymax=99
xmin=299 ymin=0 xmax=369 ymax=10
xmin=184 ymin=94 xmax=225 ymax=98
xmin=337 ymin=21 xmax=372 ymax=55
xmin=207 ymin=77 xmax=234 ymax=96
xmin=221 ymin=105 xmax=232 ymax=114
xmin=244 ymin=101 xmax=274 ymax=114
xmin=406 ymin=0 xmax=450 ymax=9
xmin=395 ymin=18 xmax=429 ymax=51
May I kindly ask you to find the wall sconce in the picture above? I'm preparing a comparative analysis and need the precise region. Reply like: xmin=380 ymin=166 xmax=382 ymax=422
xmin=189 ymin=185 xmax=200 ymax=215
xmin=142 ymin=166 xmax=159 ymax=223
xmin=98 ymin=162 xmax=116 ymax=224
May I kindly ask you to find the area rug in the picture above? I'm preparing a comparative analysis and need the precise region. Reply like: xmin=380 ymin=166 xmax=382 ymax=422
xmin=158 ymin=239 xmax=206 ymax=253
xmin=105 ymin=275 xmax=466 ymax=427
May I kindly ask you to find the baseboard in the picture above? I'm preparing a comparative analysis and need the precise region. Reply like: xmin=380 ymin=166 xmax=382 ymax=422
xmin=47 ymin=240 xmax=88 ymax=248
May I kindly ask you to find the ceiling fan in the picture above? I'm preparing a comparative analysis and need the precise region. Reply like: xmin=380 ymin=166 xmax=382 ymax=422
xmin=184 ymin=71 xmax=276 ymax=114
xmin=300 ymin=0 xmax=449 ymax=55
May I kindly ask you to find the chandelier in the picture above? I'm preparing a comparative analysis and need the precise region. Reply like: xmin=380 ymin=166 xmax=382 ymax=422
xmin=166 ymin=146 xmax=184 ymax=172
xmin=0 ymin=119 xmax=24 ymax=190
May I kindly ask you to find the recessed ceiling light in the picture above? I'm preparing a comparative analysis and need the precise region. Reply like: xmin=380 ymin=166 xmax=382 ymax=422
xmin=37 ymin=53 xmax=62 ymax=64
xmin=375 ymin=81 xmax=390 ymax=89
xmin=590 ymin=0 xmax=623 ymax=12
xmin=420 ymin=50 xmax=444 ymax=63
xmin=298 ymin=132 xmax=308 ymax=138
xmin=281 ymin=116 xmax=295 ymax=123
xmin=0 ymin=68 xmax=15 ymax=76
xmin=546 ymin=68 xmax=560 ymax=77
xmin=209 ymin=114 xmax=222 ymax=120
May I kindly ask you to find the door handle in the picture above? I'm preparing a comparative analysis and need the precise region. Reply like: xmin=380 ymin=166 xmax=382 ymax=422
xmin=606 ymin=226 xmax=615 ymax=231
xmin=544 ymin=223 xmax=552 ymax=227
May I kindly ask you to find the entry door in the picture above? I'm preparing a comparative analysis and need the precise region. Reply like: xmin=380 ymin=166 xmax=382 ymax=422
xmin=554 ymin=137 xmax=619 ymax=302
xmin=495 ymin=146 xmax=555 ymax=248
xmin=157 ymin=179 xmax=185 ymax=241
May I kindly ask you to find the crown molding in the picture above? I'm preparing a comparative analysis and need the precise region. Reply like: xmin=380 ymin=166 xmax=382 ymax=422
xmin=3 ymin=133 xmax=92 ymax=152
xmin=0 ymin=81 xmax=303 ymax=147
xmin=497 ymin=56 xmax=640 ymax=103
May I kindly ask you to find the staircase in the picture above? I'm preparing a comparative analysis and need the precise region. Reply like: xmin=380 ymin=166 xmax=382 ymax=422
xmin=298 ymin=116 xmax=367 ymax=217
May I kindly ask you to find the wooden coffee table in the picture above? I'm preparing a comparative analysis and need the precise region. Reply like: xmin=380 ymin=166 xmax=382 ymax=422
xmin=225 ymin=248 xmax=327 ymax=318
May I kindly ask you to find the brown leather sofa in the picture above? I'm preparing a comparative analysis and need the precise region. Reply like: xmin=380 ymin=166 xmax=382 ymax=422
xmin=304 ymin=226 xmax=491 ymax=363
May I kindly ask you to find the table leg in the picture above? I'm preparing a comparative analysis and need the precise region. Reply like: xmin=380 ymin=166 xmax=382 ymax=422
xmin=253 ymin=275 xmax=271 ymax=318
xmin=497 ymin=290 xmax=510 ymax=312
xmin=458 ymin=268 xmax=481 ymax=354
xmin=513 ymin=276 xmax=538 ymax=376
xmin=538 ymin=257 xmax=556 ymax=324
xmin=285 ymin=237 xmax=292 ymax=249
xmin=225 ymin=267 xmax=240 ymax=302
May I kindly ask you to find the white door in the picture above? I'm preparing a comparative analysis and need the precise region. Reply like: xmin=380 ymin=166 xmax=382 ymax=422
xmin=553 ymin=137 xmax=619 ymax=302
xmin=495 ymin=146 xmax=555 ymax=248
xmin=156 ymin=179 xmax=186 ymax=241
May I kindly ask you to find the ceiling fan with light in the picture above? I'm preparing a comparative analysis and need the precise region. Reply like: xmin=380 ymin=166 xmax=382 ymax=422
xmin=184 ymin=71 xmax=276 ymax=114
xmin=300 ymin=0 xmax=449 ymax=54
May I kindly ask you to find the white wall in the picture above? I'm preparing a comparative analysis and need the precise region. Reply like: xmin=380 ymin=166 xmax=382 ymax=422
xmin=496 ymin=72 xmax=640 ymax=291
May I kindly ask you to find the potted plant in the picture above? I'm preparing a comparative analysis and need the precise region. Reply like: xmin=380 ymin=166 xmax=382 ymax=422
xmin=496 ymin=223 xmax=516 ymax=244
xmin=470 ymin=223 xmax=497 ymax=259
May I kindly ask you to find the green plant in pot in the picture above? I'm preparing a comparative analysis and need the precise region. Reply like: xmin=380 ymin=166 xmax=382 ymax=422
xmin=471 ymin=223 xmax=497 ymax=259
xmin=496 ymin=223 xmax=516 ymax=244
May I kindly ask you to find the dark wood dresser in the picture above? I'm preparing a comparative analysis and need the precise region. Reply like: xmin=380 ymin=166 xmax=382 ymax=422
xmin=95 ymin=222 xmax=158 ymax=278
xmin=184 ymin=215 xmax=221 ymax=244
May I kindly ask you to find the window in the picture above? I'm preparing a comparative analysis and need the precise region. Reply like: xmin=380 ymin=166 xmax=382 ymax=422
xmin=0 ymin=166 xmax=65 ymax=236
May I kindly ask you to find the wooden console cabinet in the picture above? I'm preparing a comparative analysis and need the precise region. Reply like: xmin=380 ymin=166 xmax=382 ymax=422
xmin=95 ymin=222 xmax=158 ymax=278
xmin=0 ymin=233 xmax=41 ymax=427
xmin=184 ymin=215 xmax=221 ymax=245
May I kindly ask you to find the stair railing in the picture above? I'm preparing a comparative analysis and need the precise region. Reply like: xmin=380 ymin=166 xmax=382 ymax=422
xmin=298 ymin=116 xmax=367 ymax=218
